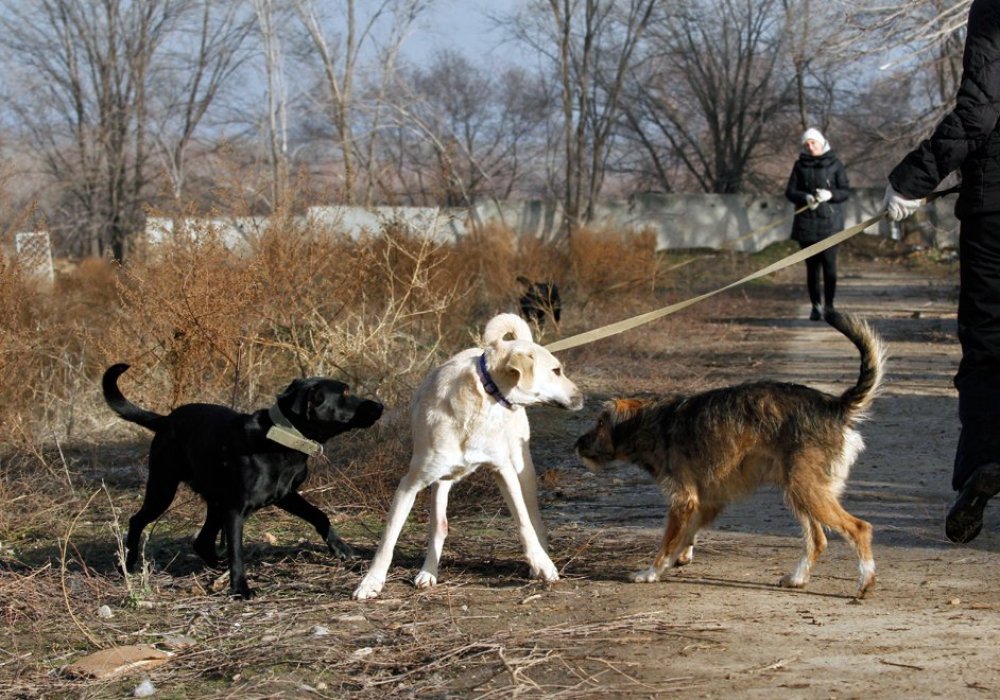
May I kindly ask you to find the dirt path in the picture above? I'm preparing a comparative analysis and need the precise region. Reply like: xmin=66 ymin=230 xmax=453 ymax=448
xmin=511 ymin=266 xmax=1000 ymax=698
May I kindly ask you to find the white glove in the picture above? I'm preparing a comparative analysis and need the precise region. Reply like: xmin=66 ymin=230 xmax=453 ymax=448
xmin=805 ymin=194 xmax=819 ymax=210
xmin=882 ymin=184 xmax=924 ymax=221
xmin=815 ymin=188 xmax=832 ymax=203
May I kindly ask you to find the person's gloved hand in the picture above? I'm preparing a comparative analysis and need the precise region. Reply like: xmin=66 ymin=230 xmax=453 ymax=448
xmin=815 ymin=188 xmax=832 ymax=203
xmin=882 ymin=184 xmax=923 ymax=221
xmin=805 ymin=194 xmax=819 ymax=210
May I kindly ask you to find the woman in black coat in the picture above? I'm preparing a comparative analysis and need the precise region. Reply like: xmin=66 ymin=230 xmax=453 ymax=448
xmin=785 ymin=128 xmax=851 ymax=320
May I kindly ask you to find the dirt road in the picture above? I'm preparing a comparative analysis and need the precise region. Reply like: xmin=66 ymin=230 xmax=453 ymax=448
xmin=517 ymin=265 xmax=1000 ymax=698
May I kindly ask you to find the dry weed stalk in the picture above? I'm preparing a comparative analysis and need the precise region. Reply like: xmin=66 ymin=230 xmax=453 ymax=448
xmin=58 ymin=488 xmax=105 ymax=650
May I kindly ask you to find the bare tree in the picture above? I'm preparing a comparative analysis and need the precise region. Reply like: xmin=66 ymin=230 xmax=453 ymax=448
xmin=291 ymin=0 xmax=431 ymax=205
xmin=505 ymin=0 xmax=656 ymax=236
xmin=380 ymin=52 xmax=552 ymax=208
xmin=0 ymin=0 xmax=180 ymax=259
xmin=620 ymin=0 xmax=799 ymax=194
xmin=842 ymin=0 xmax=970 ymax=141
xmin=253 ymin=0 xmax=293 ymax=209
xmin=151 ymin=0 xmax=256 ymax=203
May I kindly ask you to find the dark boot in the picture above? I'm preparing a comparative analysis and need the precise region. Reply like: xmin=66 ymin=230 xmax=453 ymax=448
xmin=809 ymin=304 xmax=822 ymax=321
xmin=946 ymin=462 xmax=1000 ymax=543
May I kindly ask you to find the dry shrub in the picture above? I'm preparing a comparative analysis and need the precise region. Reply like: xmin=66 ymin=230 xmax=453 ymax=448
xmin=102 ymin=225 xmax=263 ymax=411
xmin=445 ymin=223 xmax=571 ymax=329
xmin=0 ymin=249 xmax=110 ymax=450
xmin=1 ymin=211 xmax=661 ymax=522
xmin=248 ymin=219 xmax=478 ymax=405
xmin=568 ymin=225 xmax=658 ymax=308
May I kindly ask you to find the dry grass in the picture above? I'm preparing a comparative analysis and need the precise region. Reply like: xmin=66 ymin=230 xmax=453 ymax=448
xmin=0 ymin=212 xmax=666 ymax=525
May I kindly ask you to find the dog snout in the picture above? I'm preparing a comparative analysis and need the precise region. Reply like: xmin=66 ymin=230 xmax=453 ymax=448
xmin=574 ymin=435 xmax=604 ymax=473
xmin=355 ymin=400 xmax=384 ymax=428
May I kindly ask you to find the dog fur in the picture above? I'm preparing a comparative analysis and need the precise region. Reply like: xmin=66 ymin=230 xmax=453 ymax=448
xmin=516 ymin=276 xmax=562 ymax=329
xmin=352 ymin=313 xmax=584 ymax=600
xmin=574 ymin=311 xmax=885 ymax=598
xmin=103 ymin=364 xmax=383 ymax=599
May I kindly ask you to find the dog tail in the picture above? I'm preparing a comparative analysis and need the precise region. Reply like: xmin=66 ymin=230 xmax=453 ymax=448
xmin=102 ymin=364 xmax=165 ymax=431
xmin=826 ymin=311 xmax=886 ymax=420
xmin=484 ymin=312 xmax=534 ymax=344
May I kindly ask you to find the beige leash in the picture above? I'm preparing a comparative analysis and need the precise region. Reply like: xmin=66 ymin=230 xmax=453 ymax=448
xmin=722 ymin=204 xmax=809 ymax=249
xmin=545 ymin=185 xmax=960 ymax=354
xmin=544 ymin=212 xmax=884 ymax=353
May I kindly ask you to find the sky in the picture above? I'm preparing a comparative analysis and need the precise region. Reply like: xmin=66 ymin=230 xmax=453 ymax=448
xmin=401 ymin=0 xmax=517 ymax=66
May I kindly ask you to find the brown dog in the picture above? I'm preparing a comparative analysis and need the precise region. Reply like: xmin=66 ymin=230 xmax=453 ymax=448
xmin=574 ymin=311 xmax=885 ymax=598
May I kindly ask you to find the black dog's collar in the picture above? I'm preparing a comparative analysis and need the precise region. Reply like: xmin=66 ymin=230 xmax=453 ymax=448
xmin=477 ymin=352 xmax=514 ymax=410
xmin=266 ymin=404 xmax=324 ymax=457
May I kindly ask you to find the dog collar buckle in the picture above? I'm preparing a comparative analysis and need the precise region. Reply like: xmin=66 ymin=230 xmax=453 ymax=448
xmin=477 ymin=353 xmax=514 ymax=410
xmin=266 ymin=405 xmax=324 ymax=457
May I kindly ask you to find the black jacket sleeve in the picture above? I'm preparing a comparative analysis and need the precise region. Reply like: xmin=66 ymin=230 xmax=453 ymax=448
xmin=785 ymin=164 xmax=811 ymax=208
xmin=889 ymin=0 xmax=1000 ymax=199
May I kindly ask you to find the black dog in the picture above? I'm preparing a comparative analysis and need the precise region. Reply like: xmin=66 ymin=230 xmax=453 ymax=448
xmin=102 ymin=364 xmax=383 ymax=599
xmin=516 ymin=276 xmax=562 ymax=328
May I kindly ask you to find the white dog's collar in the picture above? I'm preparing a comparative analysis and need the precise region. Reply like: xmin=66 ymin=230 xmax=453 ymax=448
xmin=266 ymin=404 xmax=324 ymax=457
xmin=477 ymin=353 xmax=514 ymax=410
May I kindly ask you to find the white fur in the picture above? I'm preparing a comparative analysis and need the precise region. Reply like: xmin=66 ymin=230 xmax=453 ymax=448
xmin=829 ymin=428 xmax=865 ymax=498
xmin=353 ymin=313 xmax=583 ymax=600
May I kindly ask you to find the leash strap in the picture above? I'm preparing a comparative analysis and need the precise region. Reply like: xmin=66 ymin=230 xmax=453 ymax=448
xmin=544 ymin=212 xmax=886 ymax=353
xmin=722 ymin=204 xmax=810 ymax=249
xmin=266 ymin=404 xmax=324 ymax=457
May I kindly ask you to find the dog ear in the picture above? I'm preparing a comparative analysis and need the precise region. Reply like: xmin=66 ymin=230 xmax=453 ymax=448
xmin=608 ymin=398 xmax=644 ymax=423
xmin=505 ymin=347 xmax=536 ymax=390
xmin=277 ymin=378 xmax=312 ymax=416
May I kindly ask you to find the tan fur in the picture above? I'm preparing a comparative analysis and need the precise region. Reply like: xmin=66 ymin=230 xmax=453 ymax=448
xmin=575 ymin=312 xmax=885 ymax=599
xmin=354 ymin=313 xmax=584 ymax=600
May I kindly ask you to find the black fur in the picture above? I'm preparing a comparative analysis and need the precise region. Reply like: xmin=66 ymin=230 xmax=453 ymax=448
xmin=102 ymin=363 xmax=383 ymax=599
xmin=516 ymin=276 xmax=562 ymax=328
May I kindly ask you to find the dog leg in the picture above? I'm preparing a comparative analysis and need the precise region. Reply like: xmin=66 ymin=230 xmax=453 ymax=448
xmin=515 ymin=446 xmax=549 ymax=549
xmin=353 ymin=471 xmax=426 ymax=600
xmin=634 ymin=497 xmax=698 ymax=583
xmin=493 ymin=464 xmax=559 ymax=582
xmin=820 ymin=502 xmax=875 ymax=599
xmin=124 ymin=462 xmax=180 ymax=573
xmin=415 ymin=480 xmax=453 ymax=589
xmin=223 ymin=511 xmax=253 ymax=599
xmin=275 ymin=492 xmax=355 ymax=560
xmin=675 ymin=504 xmax=722 ymax=566
xmin=780 ymin=510 xmax=827 ymax=590
xmin=785 ymin=483 xmax=875 ymax=598
xmin=193 ymin=505 xmax=223 ymax=567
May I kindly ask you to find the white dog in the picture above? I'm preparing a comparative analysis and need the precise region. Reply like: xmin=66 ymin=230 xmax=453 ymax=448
xmin=352 ymin=313 xmax=584 ymax=600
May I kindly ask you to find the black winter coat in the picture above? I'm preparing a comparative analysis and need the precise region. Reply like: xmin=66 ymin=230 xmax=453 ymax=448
xmin=889 ymin=0 xmax=1000 ymax=218
xmin=785 ymin=150 xmax=850 ymax=243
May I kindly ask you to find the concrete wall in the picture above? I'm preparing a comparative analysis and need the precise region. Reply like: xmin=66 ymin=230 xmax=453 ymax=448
xmin=143 ymin=188 xmax=961 ymax=253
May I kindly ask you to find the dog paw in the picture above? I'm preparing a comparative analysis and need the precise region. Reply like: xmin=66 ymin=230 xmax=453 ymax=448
xmin=231 ymin=581 xmax=255 ymax=600
xmin=856 ymin=567 xmax=876 ymax=599
xmin=674 ymin=546 xmax=694 ymax=566
xmin=778 ymin=573 xmax=807 ymax=589
xmin=413 ymin=571 xmax=438 ymax=589
xmin=529 ymin=560 xmax=560 ymax=582
xmin=327 ymin=536 xmax=356 ymax=561
xmin=631 ymin=568 xmax=661 ymax=583
xmin=352 ymin=576 xmax=384 ymax=601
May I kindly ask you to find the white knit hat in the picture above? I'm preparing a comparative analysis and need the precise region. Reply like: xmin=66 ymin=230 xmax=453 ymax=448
xmin=801 ymin=128 xmax=830 ymax=153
